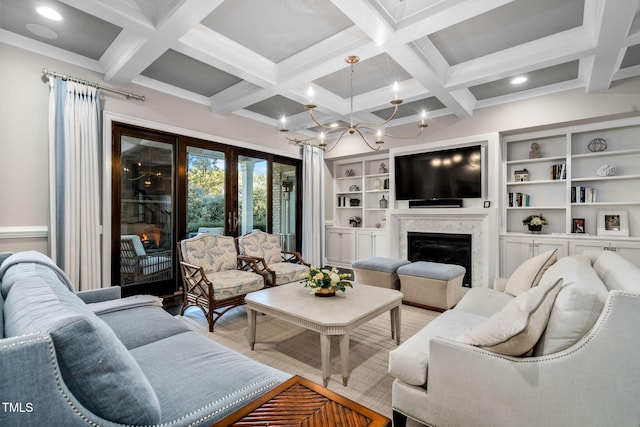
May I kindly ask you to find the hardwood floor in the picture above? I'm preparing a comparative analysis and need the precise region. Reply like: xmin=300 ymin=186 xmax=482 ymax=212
xmin=162 ymin=294 xmax=183 ymax=316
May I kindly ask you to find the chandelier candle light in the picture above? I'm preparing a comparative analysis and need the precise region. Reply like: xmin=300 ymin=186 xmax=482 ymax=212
xmin=280 ymin=55 xmax=428 ymax=151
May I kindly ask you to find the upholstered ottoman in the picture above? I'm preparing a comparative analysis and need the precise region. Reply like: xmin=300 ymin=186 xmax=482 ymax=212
xmin=352 ymin=257 xmax=410 ymax=290
xmin=397 ymin=261 xmax=466 ymax=311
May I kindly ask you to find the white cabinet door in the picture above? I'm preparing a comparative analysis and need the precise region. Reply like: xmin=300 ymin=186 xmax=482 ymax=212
xmin=372 ymin=230 xmax=389 ymax=257
xmin=325 ymin=228 xmax=356 ymax=267
xmin=570 ymin=239 xmax=640 ymax=267
xmin=500 ymin=236 xmax=568 ymax=278
xmin=356 ymin=230 xmax=389 ymax=260
xmin=356 ymin=231 xmax=374 ymax=260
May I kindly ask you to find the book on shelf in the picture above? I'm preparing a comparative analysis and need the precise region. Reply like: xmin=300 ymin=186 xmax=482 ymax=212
xmin=550 ymin=163 xmax=566 ymax=180
xmin=571 ymin=186 xmax=597 ymax=203
xmin=508 ymin=192 xmax=530 ymax=207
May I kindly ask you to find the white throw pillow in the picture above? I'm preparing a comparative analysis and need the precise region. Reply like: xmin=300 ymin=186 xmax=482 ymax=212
xmin=533 ymin=255 xmax=607 ymax=356
xmin=457 ymin=278 xmax=563 ymax=356
xmin=504 ymin=249 xmax=558 ymax=296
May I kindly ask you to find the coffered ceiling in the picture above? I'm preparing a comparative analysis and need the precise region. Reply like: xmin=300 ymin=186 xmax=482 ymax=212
xmin=2 ymin=0 xmax=640 ymax=141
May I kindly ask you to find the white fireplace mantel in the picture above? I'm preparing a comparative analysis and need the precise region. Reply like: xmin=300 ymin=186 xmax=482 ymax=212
xmin=389 ymin=208 xmax=499 ymax=288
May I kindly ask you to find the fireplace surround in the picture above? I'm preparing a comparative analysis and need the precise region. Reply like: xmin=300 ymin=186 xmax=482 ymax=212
xmin=390 ymin=208 xmax=498 ymax=288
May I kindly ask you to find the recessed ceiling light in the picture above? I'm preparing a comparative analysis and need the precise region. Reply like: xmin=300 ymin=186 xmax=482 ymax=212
xmin=26 ymin=23 xmax=58 ymax=39
xmin=36 ymin=6 xmax=63 ymax=21
xmin=511 ymin=76 xmax=528 ymax=85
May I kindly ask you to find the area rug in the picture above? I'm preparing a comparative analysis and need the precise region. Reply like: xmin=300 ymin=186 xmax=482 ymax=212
xmin=177 ymin=302 xmax=438 ymax=422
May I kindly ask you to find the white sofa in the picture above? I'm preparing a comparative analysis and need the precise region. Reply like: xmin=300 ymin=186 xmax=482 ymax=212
xmin=389 ymin=249 xmax=640 ymax=427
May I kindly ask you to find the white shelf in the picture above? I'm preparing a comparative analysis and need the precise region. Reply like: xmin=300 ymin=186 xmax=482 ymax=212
xmin=572 ymin=148 xmax=640 ymax=158
xmin=571 ymin=201 xmax=640 ymax=206
xmin=507 ymin=179 xmax=566 ymax=185
xmin=507 ymin=206 xmax=566 ymax=210
xmin=572 ymin=174 xmax=640 ymax=182
xmin=506 ymin=155 xmax=566 ymax=165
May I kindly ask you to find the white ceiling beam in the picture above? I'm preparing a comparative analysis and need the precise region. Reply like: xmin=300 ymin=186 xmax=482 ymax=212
xmin=447 ymin=27 xmax=594 ymax=89
xmin=132 ymin=75 xmax=211 ymax=106
xmin=102 ymin=0 xmax=223 ymax=85
xmin=177 ymin=26 xmax=277 ymax=88
xmin=582 ymin=0 xmax=638 ymax=92
xmin=210 ymin=83 xmax=274 ymax=115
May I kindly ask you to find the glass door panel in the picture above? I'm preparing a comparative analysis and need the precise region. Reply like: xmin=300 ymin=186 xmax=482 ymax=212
xmin=186 ymin=146 xmax=226 ymax=236
xmin=273 ymin=162 xmax=297 ymax=251
xmin=238 ymin=155 xmax=268 ymax=235
xmin=119 ymin=136 xmax=174 ymax=288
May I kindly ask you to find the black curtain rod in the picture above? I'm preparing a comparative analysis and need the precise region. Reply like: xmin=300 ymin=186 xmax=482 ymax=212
xmin=42 ymin=68 xmax=145 ymax=101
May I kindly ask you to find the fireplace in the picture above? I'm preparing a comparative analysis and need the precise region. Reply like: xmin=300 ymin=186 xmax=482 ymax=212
xmin=408 ymin=232 xmax=472 ymax=287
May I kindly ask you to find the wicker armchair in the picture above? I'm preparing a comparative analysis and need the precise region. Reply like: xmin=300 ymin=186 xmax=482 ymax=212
xmin=120 ymin=235 xmax=172 ymax=285
xmin=177 ymin=233 xmax=265 ymax=332
xmin=237 ymin=230 xmax=310 ymax=287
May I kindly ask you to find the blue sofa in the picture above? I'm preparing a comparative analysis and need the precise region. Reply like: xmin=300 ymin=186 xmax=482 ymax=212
xmin=0 ymin=251 xmax=291 ymax=427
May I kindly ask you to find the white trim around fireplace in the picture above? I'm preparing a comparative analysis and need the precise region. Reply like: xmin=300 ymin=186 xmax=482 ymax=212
xmin=389 ymin=207 xmax=499 ymax=288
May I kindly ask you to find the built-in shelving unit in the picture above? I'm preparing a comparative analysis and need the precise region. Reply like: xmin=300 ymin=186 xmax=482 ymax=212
xmin=327 ymin=154 xmax=390 ymax=267
xmin=500 ymin=117 xmax=640 ymax=276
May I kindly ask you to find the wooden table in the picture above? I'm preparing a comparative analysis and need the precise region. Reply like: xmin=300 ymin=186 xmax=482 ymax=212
xmin=245 ymin=282 xmax=403 ymax=386
xmin=211 ymin=375 xmax=390 ymax=426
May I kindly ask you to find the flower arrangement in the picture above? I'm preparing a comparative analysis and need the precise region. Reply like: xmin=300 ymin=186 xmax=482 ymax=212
xmin=522 ymin=213 xmax=548 ymax=227
xmin=349 ymin=216 xmax=362 ymax=227
xmin=303 ymin=266 xmax=352 ymax=293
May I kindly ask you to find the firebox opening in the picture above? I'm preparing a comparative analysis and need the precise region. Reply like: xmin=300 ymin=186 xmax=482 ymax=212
xmin=408 ymin=232 xmax=472 ymax=288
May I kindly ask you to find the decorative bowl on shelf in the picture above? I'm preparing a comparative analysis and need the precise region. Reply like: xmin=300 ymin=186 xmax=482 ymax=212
xmin=596 ymin=164 xmax=616 ymax=177
xmin=587 ymin=138 xmax=607 ymax=152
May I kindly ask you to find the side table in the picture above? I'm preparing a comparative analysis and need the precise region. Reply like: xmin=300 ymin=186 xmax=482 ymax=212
xmin=211 ymin=375 xmax=390 ymax=426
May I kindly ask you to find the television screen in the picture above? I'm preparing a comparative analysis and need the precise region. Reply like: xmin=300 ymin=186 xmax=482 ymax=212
xmin=395 ymin=145 xmax=482 ymax=200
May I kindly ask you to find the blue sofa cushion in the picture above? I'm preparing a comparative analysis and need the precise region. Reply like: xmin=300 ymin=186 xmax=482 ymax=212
xmin=3 ymin=274 xmax=161 ymax=425
xmin=130 ymin=330 xmax=292 ymax=425
xmin=397 ymin=261 xmax=466 ymax=281
xmin=98 ymin=305 xmax=192 ymax=349
xmin=352 ymin=257 xmax=410 ymax=273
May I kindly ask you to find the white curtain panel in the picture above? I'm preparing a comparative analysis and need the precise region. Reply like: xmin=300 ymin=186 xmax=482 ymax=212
xmin=301 ymin=145 xmax=324 ymax=267
xmin=48 ymin=79 xmax=101 ymax=290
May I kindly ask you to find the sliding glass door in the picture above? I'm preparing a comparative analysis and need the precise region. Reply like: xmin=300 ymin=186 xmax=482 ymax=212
xmin=238 ymin=155 xmax=268 ymax=235
xmin=186 ymin=146 xmax=227 ymax=237
xmin=112 ymin=126 xmax=176 ymax=295
xmin=112 ymin=123 xmax=302 ymax=295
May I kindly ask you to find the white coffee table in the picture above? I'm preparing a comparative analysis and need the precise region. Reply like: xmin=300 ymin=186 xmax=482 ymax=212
xmin=245 ymin=282 xmax=403 ymax=387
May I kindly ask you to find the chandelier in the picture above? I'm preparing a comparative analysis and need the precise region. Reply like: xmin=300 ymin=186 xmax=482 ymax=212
xmin=279 ymin=55 xmax=428 ymax=151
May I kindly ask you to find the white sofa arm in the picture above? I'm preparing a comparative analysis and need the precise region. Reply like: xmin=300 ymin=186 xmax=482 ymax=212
xmin=424 ymin=291 xmax=640 ymax=427
xmin=493 ymin=277 xmax=508 ymax=292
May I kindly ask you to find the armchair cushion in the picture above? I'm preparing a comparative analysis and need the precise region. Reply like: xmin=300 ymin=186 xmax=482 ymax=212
xmin=3 ymin=275 xmax=161 ymax=425
xmin=180 ymin=233 xmax=239 ymax=272
xmin=238 ymin=230 xmax=283 ymax=264
xmin=268 ymin=262 xmax=310 ymax=286
xmin=504 ymin=248 xmax=557 ymax=296
xmin=458 ymin=278 xmax=562 ymax=356
xmin=207 ymin=269 xmax=265 ymax=299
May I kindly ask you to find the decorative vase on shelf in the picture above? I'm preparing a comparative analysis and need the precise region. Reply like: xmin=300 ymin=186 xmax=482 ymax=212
xmin=379 ymin=195 xmax=388 ymax=208
xmin=528 ymin=224 xmax=542 ymax=233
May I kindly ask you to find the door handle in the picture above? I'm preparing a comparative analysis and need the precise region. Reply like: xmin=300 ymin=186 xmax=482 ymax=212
xmin=233 ymin=212 xmax=238 ymax=231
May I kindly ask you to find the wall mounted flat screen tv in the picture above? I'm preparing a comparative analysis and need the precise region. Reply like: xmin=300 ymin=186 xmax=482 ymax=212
xmin=395 ymin=145 xmax=483 ymax=200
